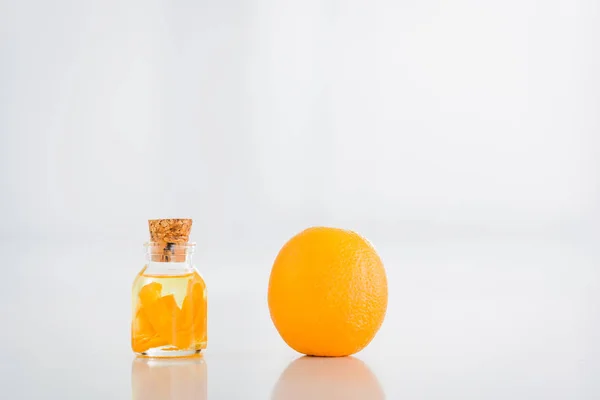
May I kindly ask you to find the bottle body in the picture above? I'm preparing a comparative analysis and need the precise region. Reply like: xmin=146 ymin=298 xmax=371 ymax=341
xmin=131 ymin=243 xmax=207 ymax=357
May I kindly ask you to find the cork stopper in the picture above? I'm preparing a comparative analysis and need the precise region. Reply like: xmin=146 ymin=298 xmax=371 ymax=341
xmin=148 ymin=218 xmax=192 ymax=244
xmin=147 ymin=219 xmax=193 ymax=262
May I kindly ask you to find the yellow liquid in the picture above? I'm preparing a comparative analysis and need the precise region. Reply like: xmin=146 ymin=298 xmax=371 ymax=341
xmin=132 ymin=269 xmax=207 ymax=356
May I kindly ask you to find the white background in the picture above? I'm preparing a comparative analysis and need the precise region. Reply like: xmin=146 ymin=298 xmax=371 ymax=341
xmin=1 ymin=0 xmax=599 ymax=399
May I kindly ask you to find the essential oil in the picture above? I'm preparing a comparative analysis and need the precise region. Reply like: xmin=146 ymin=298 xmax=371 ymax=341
xmin=131 ymin=219 xmax=207 ymax=357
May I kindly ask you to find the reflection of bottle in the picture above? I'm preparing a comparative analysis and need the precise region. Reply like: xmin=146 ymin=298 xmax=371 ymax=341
xmin=272 ymin=356 xmax=384 ymax=400
xmin=132 ymin=357 xmax=207 ymax=400
xmin=131 ymin=219 xmax=207 ymax=358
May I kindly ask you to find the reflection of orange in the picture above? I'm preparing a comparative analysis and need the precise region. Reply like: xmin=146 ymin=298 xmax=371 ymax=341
xmin=272 ymin=356 xmax=385 ymax=400
xmin=132 ymin=357 xmax=207 ymax=400
xmin=268 ymin=227 xmax=388 ymax=356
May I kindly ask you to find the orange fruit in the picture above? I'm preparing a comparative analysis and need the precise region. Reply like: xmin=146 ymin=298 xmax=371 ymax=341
xmin=268 ymin=227 xmax=388 ymax=357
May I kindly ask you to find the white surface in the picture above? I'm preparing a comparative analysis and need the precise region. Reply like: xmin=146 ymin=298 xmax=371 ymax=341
xmin=2 ymin=0 xmax=600 ymax=398
xmin=1 ymin=235 xmax=598 ymax=399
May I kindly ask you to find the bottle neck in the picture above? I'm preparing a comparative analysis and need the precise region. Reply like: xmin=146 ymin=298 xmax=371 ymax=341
xmin=144 ymin=242 xmax=196 ymax=276
xmin=145 ymin=242 xmax=195 ymax=263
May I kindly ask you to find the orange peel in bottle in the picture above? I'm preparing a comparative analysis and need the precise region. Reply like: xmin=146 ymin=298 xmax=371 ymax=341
xmin=131 ymin=219 xmax=207 ymax=357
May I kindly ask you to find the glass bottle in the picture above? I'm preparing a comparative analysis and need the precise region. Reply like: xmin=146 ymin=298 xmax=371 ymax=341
xmin=131 ymin=219 xmax=207 ymax=357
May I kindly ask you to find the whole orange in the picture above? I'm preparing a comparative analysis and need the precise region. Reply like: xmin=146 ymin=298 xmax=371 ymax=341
xmin=268 ymin=227 xmax=388 ymax=356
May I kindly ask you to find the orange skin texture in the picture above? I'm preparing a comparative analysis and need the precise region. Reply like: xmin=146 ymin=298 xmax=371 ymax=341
xmin=268 ymin=227 xmax=388 ymax=357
